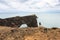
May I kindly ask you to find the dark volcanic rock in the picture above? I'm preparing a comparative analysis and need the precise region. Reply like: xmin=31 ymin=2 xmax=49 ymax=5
xmin=0 ymin=15 xmax=39 ymax=28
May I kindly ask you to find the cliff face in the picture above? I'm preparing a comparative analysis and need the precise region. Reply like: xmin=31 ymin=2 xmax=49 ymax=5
xmin=0 ymin=15 xmax=38 ymax=27
xmin=0 ymin=26 xmax=60 ymax=40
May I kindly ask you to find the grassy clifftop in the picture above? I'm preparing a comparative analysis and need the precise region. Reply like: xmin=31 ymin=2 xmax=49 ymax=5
xmin=0 ymin=26 xmax=60 ymax=40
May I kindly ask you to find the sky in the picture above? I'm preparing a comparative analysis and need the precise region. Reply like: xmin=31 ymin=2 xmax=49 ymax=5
xmin=0 ymin=0 xmax=60 ymax=28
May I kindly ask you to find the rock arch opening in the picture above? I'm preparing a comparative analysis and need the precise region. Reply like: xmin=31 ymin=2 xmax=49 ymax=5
xmin=20 ymin=24 xmax=28 ymax=28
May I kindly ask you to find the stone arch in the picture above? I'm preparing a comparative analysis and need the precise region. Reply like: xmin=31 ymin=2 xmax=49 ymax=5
xmin=0 ymin=15 xmax=39 ymax=27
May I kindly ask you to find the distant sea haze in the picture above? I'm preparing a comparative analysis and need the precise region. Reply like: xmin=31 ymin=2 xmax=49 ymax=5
xmin=37 ymin=13 xmax=60 ymax=28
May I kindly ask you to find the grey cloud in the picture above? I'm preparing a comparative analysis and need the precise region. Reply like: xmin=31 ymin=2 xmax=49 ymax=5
xmin=59 ymin=0 xmax=60 ymax=2
xmin=0 ymin=0 xmax=9 ymax=6
xmin=0 ymin=0 xmax=13 ymax=9
xmin=55 ymin=0 xmax=60 ymax=6
xmin=56 ymin=0 xmax=60 ymax=5
xmin=0 ymin=0 xmax=6 ymax=4
xmin=18 ymin=0 xmax=28 ymax=3
xmin=55 ymin=4 xmax=60 ymax=6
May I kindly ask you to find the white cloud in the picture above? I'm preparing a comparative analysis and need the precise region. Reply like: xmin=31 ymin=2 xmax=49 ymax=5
xmin=0 ymin=3 xmax=10 ymax=10
xmin=44 ymin=0 xmax=58 ymax=6
xmin=0 ymin=0 xmax=60 ymax=12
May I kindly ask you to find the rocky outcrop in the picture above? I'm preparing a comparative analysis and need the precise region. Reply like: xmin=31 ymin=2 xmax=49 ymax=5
xmin=0 ymin=15 xmax=38 ymax=27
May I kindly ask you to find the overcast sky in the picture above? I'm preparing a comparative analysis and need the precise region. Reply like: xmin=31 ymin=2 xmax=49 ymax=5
xmin=0 ymin=0 xmax=60 ymax=28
